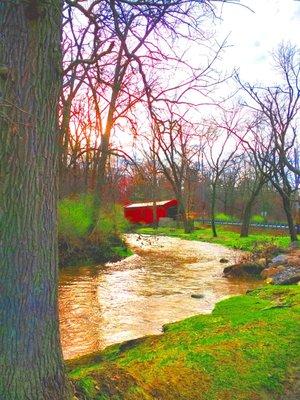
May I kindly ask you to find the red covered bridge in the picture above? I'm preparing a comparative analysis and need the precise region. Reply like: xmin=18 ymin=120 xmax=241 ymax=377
xmin=124 ymin=199 xmax=178 ymax=224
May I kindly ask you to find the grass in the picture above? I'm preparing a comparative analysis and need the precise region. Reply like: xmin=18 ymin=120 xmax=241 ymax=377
xmin=136 ymin=225 xmax=291 ymax=252
xmin=68 ymin=285 xmax=300 ymax=400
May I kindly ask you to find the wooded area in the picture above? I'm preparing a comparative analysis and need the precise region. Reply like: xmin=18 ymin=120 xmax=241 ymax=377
xmin=0 ymin=1 xmax=299 ymax=399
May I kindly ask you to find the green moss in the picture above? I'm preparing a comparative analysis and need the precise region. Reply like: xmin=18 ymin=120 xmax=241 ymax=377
xmin=68 ymin=286 xmax=300 ymax=400
xmin=136 ymin=226 xmax=290 ymax=252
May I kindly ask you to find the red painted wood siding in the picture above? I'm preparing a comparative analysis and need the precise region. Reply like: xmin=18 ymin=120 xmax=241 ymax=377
xmin=124 ymin=199 xmax=178 ymax=224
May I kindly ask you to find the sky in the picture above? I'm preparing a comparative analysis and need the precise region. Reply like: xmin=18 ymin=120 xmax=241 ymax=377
xmin=77 ymin=0 xmax=300 ymax=151
xmin=117 ymin=0 xmax=300 ymax=152
xmin=214 ymin=0 xmax=300 ymax=83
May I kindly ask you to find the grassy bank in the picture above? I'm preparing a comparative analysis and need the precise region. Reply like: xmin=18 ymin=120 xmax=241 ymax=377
xmin=58 ymin=195 xmax=132 ymax=267
xmin=68 ymin=285 xmax=300 ymax=400
xmin=136 ymin=226 xmax=291 ymax=252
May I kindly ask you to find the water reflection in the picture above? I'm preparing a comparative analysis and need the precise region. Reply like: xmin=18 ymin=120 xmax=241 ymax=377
xmin=59 ymin=234 xmax=261 ymax=360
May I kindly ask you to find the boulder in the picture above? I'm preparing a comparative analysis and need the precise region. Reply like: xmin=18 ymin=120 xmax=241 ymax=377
xmin=223 ymin=263 xmax=264 ymax=278
xmin=261 ymin=265 xmax=285 ymax=279
xmin=256 ymin=257 xmax=267 ymax=267
xmin=269 ymin=254 xmax=288 ymax=266
xmin=272 ymin=266 xmax=300 ymax=285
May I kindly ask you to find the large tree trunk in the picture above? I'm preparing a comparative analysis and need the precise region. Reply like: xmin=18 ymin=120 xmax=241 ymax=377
xmin=0 ymin=3 xmax=71 ymax=399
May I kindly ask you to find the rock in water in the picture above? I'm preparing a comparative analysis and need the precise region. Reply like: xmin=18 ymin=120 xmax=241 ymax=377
xmin=191 ymin=294 xmax=204 ymax=299
xmin=223 ymin=263 xmax=264 ymax=278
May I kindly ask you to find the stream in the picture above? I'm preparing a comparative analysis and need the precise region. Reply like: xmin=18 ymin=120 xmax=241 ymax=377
xmin=59 ymin=234 xmax=261 ymax=360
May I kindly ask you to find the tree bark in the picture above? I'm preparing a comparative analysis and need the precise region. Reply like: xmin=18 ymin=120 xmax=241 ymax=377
xmin=282 ymin=195 xmax=298 ymax=242
xmin=240 ymin=203 xmax=252 ymax=238
xmin=59 ymin=98 xmax=72 ymax=198
xmin=0 ymin=3 xmax=71 ymax=399
xmin=211 ymin=183 xmax=217 ymax=237
xmin=152 ymin=200 xmax=158 ymax=229
xmin=89 ymin=134 xmax=110 ymax=234
xmin=270 ymin=174 xmax=298 ymax=242
xmin=240 ymin=180 xmax=265 ymax=238
xmin=177 ymin=194 xmax=192 ymax=233
xmin=152 ymin=165 xmax=158 ymax=228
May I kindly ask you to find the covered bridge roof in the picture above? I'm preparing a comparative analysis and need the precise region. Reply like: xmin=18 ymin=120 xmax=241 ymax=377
xmin=124 ymin=199 xmax=176 ymax=209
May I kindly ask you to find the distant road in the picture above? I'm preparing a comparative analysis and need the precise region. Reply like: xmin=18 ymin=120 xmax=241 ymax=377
xmin=196 ymin=219 xmax=290 ymax=230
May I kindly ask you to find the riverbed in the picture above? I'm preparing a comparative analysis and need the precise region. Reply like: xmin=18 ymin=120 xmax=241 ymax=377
xmin=59 ymin=234 xmax=261 ymax=360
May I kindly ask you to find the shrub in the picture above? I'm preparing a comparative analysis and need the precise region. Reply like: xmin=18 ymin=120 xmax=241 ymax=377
xmin=215 ymin=213 xmax=236 ymax=222
xmin=58 ymin=194 xmax=93 ymax=239
xmin=250 ymin=214 xmax=265 ymax=224
xmin=58 ymin=195 xmax=132 ymax=266
xmin=96 ymin=204 xmax=131 ymax=238
xmin=58 ymin=195 xmax=131 ymax=240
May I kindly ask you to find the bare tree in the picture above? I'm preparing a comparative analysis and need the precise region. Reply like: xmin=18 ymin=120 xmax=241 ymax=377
xmin=204 ymin=126 xmax=239 ymax=237
xmin=60 ymin=3 xmax=114 ymax=195
xmin=236 ymin=43 xmax=300 ymax=241
xmin=87 ymin=0 xmax=227 ymax=231
xmin=150 ymin=110 xmax=200 ymax=232
xmin=238 ymin=154 xmax=267 ymax=237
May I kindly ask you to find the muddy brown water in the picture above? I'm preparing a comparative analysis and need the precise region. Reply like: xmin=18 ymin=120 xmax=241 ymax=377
xmin=59 ymin=234 xmax=261 ymax=360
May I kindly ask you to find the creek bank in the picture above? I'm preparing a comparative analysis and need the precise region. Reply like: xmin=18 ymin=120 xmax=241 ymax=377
xmin=68 ymin=285 xmax=300 ymax=400
xmin=136 ymin=226 xmax=291 ymax=252
xmin=58 ymin=235 xmax=131 ymax=267
xmin=58 ymin=195 xmax=132 ymax=267
xmin=60 ymin=234 xmax=260 ymax=360
xmin=223 ymin=243 xmax=300 ymax=285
